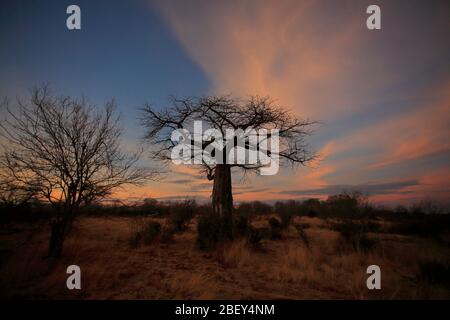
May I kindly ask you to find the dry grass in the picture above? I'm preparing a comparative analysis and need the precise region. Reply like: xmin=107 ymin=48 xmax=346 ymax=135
xmin=0 ymin=215 xmax=449 ymax=299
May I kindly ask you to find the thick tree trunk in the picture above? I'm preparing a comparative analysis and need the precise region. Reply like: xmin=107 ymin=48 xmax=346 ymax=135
xmin=212 ymin=164 xmax=233 ymax=241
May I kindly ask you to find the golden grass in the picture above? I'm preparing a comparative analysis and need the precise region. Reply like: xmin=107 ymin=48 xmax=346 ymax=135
xmin=0 ymin=215 xmax=448 ymax=299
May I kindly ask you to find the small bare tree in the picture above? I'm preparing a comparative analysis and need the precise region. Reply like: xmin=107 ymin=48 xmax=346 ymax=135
xmin=141 ymin=96 xmax=316 ymax=240
xmin=0 ymin=86 xmax=153 ymax=257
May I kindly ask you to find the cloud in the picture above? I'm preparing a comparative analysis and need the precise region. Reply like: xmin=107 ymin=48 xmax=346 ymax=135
xmin=278 ymin=179 xmax=419 ymax=196
xmin=164 ymin=179 xmax=196 ymax=184
xmin=146 ymin=0 xmax=450 ymax=205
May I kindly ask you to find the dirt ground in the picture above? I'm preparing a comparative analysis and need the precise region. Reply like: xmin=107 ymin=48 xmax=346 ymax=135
xmin=0 ymin=215 xmax=449 ymax=299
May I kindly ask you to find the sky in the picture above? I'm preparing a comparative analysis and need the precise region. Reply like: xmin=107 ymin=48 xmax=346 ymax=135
xmin=0 ymin=0 xmax=449 ymax=206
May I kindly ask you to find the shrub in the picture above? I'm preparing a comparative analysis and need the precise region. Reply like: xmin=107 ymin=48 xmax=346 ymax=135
xmin=246 ymin=227 xmax=264 ymax=249
xmin=128 ymin=220 xmax=162 ymax=248
xmin=197 ymin=214 xmax=222 ymax=250
xmin=356 ymin=235 xmax=377 ymax=252
xmin=300 ymin=198 xmax=321 ymax=217
xmin=233 ymin=215 xmax=249 ymax=238
xmin=235 ymin=202 xmax=254 ymax=219
xmin=278 ymin=211 xmax=292 ymax=229
xmin=251 ymin=201 xmax=273 ymax=215
xmin=417 ymin=260 xmax=450 ymax=287
xmin=387 ymin=215 xmax=450 ymax=238
xmin=364 ymin=221 xmax=382 ymax=233
xmin=141 ymin=221 xmax=162 ymax=245
xmin=325 ymin=191 xmax=367 ymax=219
xmin=168 ymin=200 xmax=195 ymax=233
xmin=294 ymin=224 xmax=310 ymax=248
xmin=160 ymin=226 xmax=175 ymax=243
xmin=332 ymin=220 xmax=377 ymax=252
xmin=297 ymin=223 xmax=311 ymax=229
xmin=128 ymin=232 xmax=141 ymax=249
xmin=268 ymin=217 xmax=282 ymax=240
xmin=275 ymin=200 xmax=300 ymax=227
xmin=235 ymin=201 xmax=273 ymax=218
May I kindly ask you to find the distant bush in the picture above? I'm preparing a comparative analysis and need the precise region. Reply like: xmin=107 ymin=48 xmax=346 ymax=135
xmin=294 ymin=224 xmax=310 ymax=248
xmin=325 ymin=191 xmax=367 ymax=219
xmin=279 ymin=212 xmax=292 ymax=229
xmin=197 ymin=214 xmax=222 ymax=250
xmin=0 ymin=200 xmax=55 ymax=225
xmin=387 ymin=215 xmax=450 ymax=238
xmin=141 ymin=221 xmax=162 ymax=245
xmin=160 ymin=226 xmax=175 ymax=244
xmin=128 ymin=232 xmax=141 ymax=249
xmin=129 ymin=220 xmax=161 ymax=248
xmin=417 ymin=260 xmax=450 ymax=287
xmin=246 ymin=227 xmax=265 ymax=249
xmin=235 ymin=201 xmax=272 ymax=218
xmin=300 ymin=198 xmax=321 ymax=217
xmin=275 ymin=200 xmax=300 ymax=227
xmin=332 ymin=220 xmax=377 ymax=252
xmin=233 ymin=215 xmax=249 ymax=238
xmin=268 ymin=217 xmax=282 ymax=240
xmin=167 ymin=200 xmax=195 ymax=233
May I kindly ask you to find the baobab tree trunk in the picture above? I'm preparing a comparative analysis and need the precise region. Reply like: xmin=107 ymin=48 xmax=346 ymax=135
xmin=212 ymin=164 xmax=233 ymax=241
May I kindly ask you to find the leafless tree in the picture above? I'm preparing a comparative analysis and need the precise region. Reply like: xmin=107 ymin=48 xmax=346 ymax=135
xmin=141 ymin=95 xmax=316 ymax=240
xmin=0 ymin=86 xmax=154 ymax=257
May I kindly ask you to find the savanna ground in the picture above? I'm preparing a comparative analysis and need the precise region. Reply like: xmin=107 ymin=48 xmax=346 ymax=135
xmin=1 ymin=210 xmax=449 ymax=299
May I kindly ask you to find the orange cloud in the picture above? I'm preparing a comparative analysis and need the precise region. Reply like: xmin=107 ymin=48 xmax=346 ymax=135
xmin=139 ymin=0 xmax=450 ymax=205
xmin=153 ymin=0 xmax=398 ymax=121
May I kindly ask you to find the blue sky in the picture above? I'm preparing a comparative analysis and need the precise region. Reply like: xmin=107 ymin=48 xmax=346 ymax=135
xmin=0 ymin=0 xmax=209 ymax=138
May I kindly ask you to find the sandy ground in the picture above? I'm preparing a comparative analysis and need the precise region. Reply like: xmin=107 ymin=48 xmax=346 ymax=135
xmin=0 ymin=215 xmax=449 ymax=299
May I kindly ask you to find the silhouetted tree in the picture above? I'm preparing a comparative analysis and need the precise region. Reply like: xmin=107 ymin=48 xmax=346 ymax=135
xmin=141 ymin=96 xmax=316 ymax=240
xmin=0 ymin=86 xmax=153 ymax=257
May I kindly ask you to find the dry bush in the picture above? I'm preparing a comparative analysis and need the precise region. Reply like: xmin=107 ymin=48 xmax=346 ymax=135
xmin=331 ymin=220 xmax=378 ymax=252
xmin=219 ymin=240 xmax=254 ymax=269
xmin=197 ymin=214 xmax=221 ymax=250
xmin=127 ymin=218 xmax=161 ymax=248
xmin=268 ymin=217 xmax=282 ymax=240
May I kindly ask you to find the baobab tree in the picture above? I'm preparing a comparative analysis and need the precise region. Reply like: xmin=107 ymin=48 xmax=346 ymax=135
xmin=0 ymin=86 xmax=153 ymax=257
xmin=141 ymin=96 xmax=316 ymax=240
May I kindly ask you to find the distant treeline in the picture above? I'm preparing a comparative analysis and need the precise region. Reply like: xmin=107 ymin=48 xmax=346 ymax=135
xmin=1 ymin=191 xmax=448 ymax=225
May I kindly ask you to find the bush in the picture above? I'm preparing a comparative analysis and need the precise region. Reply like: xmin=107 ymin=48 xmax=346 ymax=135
xmin=129 ymin=220 xmax=162 ymax=248
xmin=141 ymin=221 xmax=162 ymax=245
xmin=325 ymin=191 xmax=367 ymax=219
xmin=417 ymin=260 xmax=450 ymax=287
xmin=197 ymin=214 xmax=222 ymax=250
xmin=300 ymin=198 xmax=321 ymax=217
xmin=128 ymin=232 xmax=141 ymax=249
xmin=275 ymin=201 xmax=299 ymax=227
xmin=233 ymin=215 xmax=249 ymax=238
xmin=268 ymin=217 xmax=282 ymax=240
xmin=278 ymin=211 xmax=292 ymax=229
xmin=160 ymin=226 xmax=175 ymax=243
xmin=295 ymin=224 xmax=310 ymax=248
xmin=332 ymin=220 xmax=377 ymax=252
xmin=235 ymin=201 xmax=273 ymax=218
xmin=246 ymin=227 xmax=264 ymax=249
xmin=387 ymin=215 xmax=450 ymax=238
xmin=168 ymin=200 xmax=195 ymax=233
